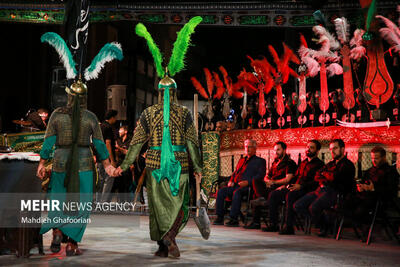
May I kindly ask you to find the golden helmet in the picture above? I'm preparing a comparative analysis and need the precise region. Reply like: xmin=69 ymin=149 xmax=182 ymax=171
xmin=65 ymin=79 xmax=88 ymax=95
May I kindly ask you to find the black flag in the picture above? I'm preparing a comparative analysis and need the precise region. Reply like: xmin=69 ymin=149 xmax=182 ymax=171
xmin=64 ymin=0 xmax=90 ymax=81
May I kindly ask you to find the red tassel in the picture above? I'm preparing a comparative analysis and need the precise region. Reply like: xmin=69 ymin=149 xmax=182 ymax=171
xmin=258 ymin=84 xmax=266 ymax=117
xmin=190 ymin=77 xmax=209 ymax=99
xmin=276 ymin=84 xmax=285 ymax=117
xmin=319 ymin=61 xmax=329 ymax=113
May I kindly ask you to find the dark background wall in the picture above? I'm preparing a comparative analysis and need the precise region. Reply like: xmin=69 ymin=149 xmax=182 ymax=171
xmin=3 ymin=19 xmax=396 ymax=132
xmin=0 ymin=20 xmax=302 ymax=132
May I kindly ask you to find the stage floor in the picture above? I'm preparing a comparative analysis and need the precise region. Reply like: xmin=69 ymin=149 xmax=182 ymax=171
xmin=1 ymin=214 xmax=399 ymax=266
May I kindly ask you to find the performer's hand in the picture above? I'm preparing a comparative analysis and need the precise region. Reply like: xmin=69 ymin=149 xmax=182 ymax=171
xmin=36 ymin=162 xmax=46 ymax=180
xmin=105 ymin=165 xmax=116 ymax=177
xmin=113 ymin=167 xmax=124 ymax=177
xmin=194 ymin=172 xmax=202 ymax=184
xmin=228 ymin=181 xmax=234 ymax=187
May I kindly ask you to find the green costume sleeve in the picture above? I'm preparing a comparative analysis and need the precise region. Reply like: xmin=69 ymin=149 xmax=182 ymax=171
xmin=44 ymin=111 xmax=57 ymax=139
xmin=120 ymin=109 xmax=150 ymax=171
xmin=91 ymin=114 xmax=104 ymax=142
xmin=184 ymin=110 xmax=202 ymax=173
xmin=40 ymin=135 xmax=56 ymax=160
xmin=120 ymin=143 xmax=143 ymax=171
xmin=187 ymin=140 xmax=202 ymax=173
xmin=93 ymin=138 xmax=109 ymax=161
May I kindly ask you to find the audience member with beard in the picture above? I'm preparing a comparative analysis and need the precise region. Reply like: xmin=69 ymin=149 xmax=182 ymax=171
xmin=294 ymin=139 xmax=355 ymax=237
xmin=343 ymin=146 xmax=399 ymax=239
xmin=247 ymin=141 xmax=297 ymax=232
xmin=245 ymin=140 xmax=324 ymax=234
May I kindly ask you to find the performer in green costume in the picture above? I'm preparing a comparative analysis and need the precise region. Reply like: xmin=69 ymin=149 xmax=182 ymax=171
xmin=116 ymin=16 xmax=203 ymax=258
xmin=36 ymin=32 xmax=123 ymax=256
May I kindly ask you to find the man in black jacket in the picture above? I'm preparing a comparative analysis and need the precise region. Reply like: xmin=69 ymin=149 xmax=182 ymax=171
xmin=294 ymin=138 xmax=356 ymax=236
xmin=213 ymin=139 xmax=266 ymax=227
xmin=345 ymin=146 xmax=399 ymax=227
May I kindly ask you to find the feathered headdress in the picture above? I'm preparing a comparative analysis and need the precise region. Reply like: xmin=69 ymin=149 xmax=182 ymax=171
xmin=334 ymin=17 xmax=350 ymax=45
xmin=135 ymin=16 xmax=202 ymax=84
xmin=191 ymin=67 xmax=225 ymax=100
xmin=41 ymin=32 xmax=123 ymax=93
xmin=349 ymin=29 xmax=366 ymax=60
xmin=41 ymin=32 xmax=123 ymax=203
xmin=135 ymin=16 xmax=203 ymax=197
xmin=363 ymin=0 xmax=377 ymax=40
xmin=376 ymin=15 xmax=400 ymax=55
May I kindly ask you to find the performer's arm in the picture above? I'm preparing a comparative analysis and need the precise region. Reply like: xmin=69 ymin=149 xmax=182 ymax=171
xmin=92 ymin=115 xmax=116 ymax=176
xmin=105 ymin=139 xmax=116 ymax=166
xmin=120 ymin=111 xmax=150 ymax=172
xmin=120 ymin=143 xmax=144 ymax=171
xmin=187 ymin=141 xmax=202 ymax=174
xmin=92 ymin=137 xmax=114 ymax=175
xmin=184 ymin=111 xmax=202 ymax=175
xmin=37 ymin=113 xmax=57 ymax=179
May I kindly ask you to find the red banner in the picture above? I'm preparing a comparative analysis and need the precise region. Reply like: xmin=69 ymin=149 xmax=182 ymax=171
xmin=220 ymin=125 xmax=400 ymax=151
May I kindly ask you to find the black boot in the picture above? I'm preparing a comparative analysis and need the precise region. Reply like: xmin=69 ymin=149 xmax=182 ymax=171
xmin=66 ymin=238 xmax=82 ymax=256
xmin=154 ymin=241 xmax=168 ymax=257
xmin=262 ymin=223 xmax=279 ymax=232
xmin=163 ymin=210 xmax=184 ymax=258
xmin=225 ymin=218 xmax=239 ymax=227
xmin=279 ymin=225 xmax=295 ymax=235
xmin=213 ymin=216 xmax=224 ymax=225
xmin=243 ymin=221 xmax=261 ymax=229
xmin=50 ymin=229 xmax=62 ymax=253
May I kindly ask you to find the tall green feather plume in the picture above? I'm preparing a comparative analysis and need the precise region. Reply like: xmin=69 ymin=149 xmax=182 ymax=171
xmin=366 ymin=0 xmax=377 ymax=32
xmin=84 ymin=42 xmax=123 ymax=81
xmin=135 ymin=23 xmax=165 ymax=78
xmin=363 ymin=0 xmax=377 ymax=40
xmin=41 ymin=32 xmax=77 ymax=79
xmin=167 ymin=16 xmax=203 ymax=77
xmin=313 ymin=10 xmax=327 ymax=27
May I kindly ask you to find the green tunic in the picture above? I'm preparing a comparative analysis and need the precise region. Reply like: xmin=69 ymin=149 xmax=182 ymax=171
xmin=39 ymin=108 xmax=108 ymax=242
xmin=121 ymin=103 xmax=202 ymax=241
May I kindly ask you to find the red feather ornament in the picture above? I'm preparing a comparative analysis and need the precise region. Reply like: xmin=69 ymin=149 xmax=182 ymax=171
xmin=213 ymin=71 xmax=225 ymax=99
xmin=268 ymin=45 xmax=281 ymax=72
xmin=203 ymin=68 xmax=214 ymax=98
xmin=190 ymin=77 xmax=209 ymax=99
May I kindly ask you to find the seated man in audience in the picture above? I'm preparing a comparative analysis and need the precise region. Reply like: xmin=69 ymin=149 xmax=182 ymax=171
xmin=245 ymin=141 xmax=297 ymax=231
xmin=261 ymin=140 xmax=324 ymax=234
xmin=294 ymin=138 xmax=356 ymax=237
xmin=213 ymin=139 xmax=266 ymax=227
xmin=345 ymin=146 xmax=399 ymax=231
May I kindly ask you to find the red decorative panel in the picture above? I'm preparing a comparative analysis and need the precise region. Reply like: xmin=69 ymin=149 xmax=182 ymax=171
xmin=220 ymin=126 xmax=400 ymax=151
